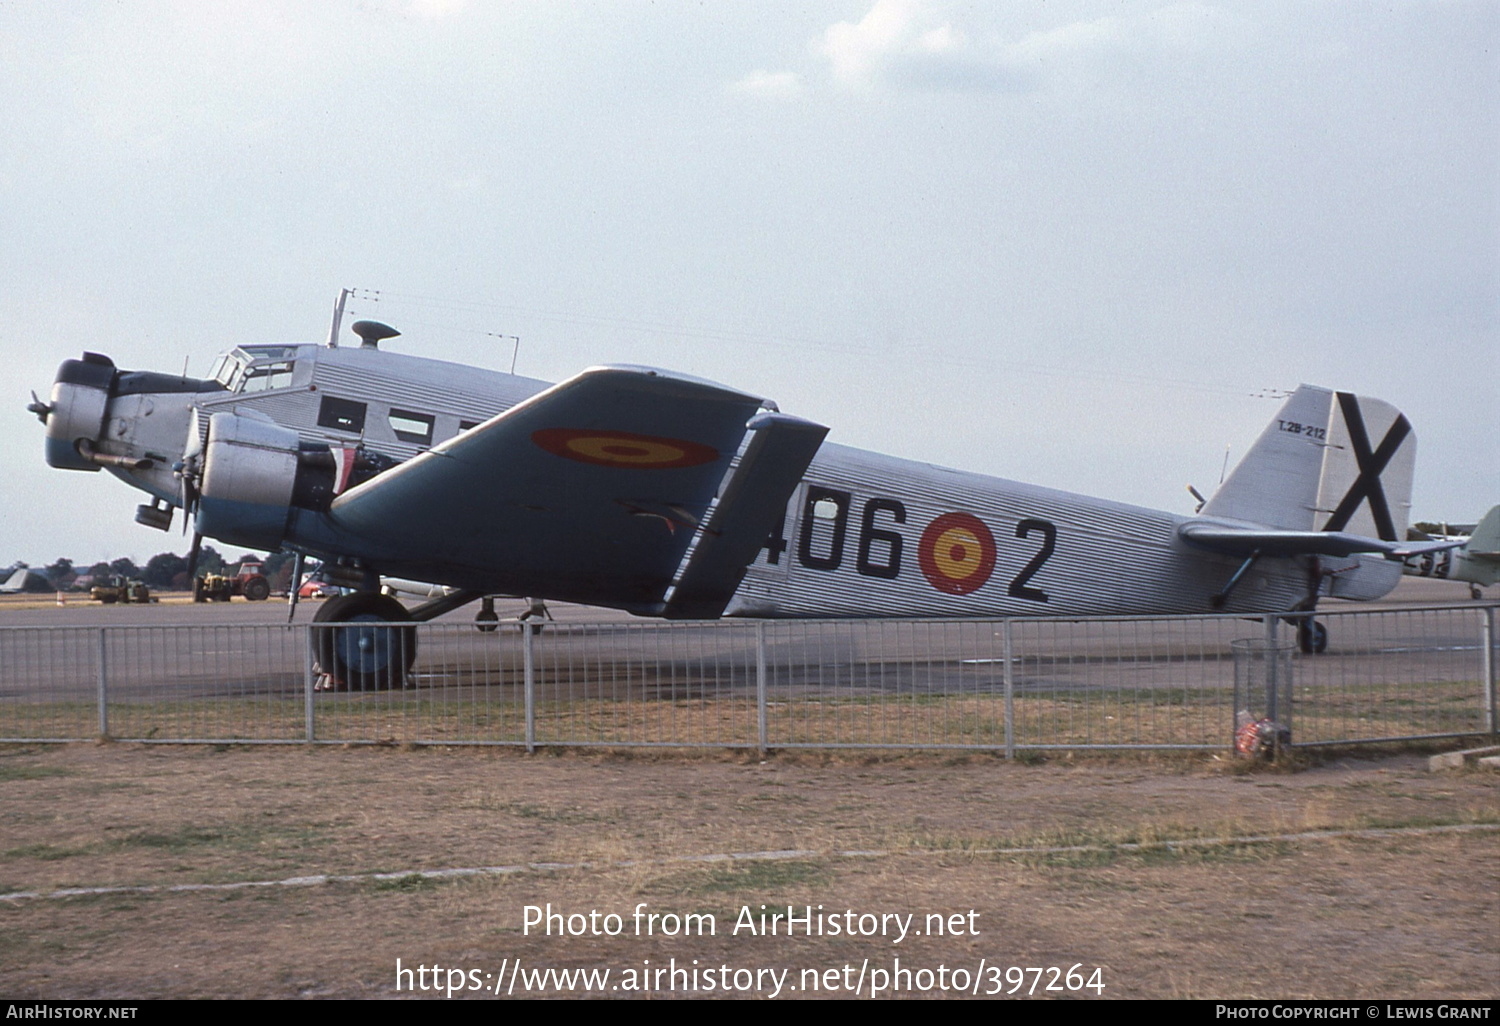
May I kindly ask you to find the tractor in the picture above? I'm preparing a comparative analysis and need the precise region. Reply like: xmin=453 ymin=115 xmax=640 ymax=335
xmin=193 ymin=559 xmax=272 ymax=602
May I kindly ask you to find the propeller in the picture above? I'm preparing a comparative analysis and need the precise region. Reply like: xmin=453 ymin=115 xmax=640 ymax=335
xmin=1187 ymin=484 xmax=1207 ymax=514
xmin=185 ymin=531 xmax=203 ymax=583
xmin=287 ymin=552 xmax=304 ymax=623
xmin=175 ymin=409 xmax=205 ymax=533
xmin=27 ymin=391 xmax=52 ymax=424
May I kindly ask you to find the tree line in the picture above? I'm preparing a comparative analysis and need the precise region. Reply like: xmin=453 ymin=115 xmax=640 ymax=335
xmin=6 ymin=549 xmax=299 ymax=593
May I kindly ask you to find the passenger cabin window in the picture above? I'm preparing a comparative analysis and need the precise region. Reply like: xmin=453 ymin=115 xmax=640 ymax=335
xmin=318 ymin=396 xmax=367 ymax=434
xmin=389 ymin=409 xmax=434 ymax=445
xmin=239 ymin=361 xmax=295 ymax=393
xmin=812 ymin=497 xmax=843 ymax=519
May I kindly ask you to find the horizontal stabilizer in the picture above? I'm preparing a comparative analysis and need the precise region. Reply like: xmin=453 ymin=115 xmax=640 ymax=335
xmin=1179 ymin=521 xmax=1464 ymax=560
xmin=662 ymin=412 xmax=828 ymax=619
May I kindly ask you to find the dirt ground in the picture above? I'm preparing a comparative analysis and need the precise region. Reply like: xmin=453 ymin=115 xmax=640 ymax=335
xmin=0 ymin=742 xmax=1495 ymax=1000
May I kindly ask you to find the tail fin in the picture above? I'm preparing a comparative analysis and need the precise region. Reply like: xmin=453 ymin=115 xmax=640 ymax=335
xmin=1204 ymin=385 xmax=1415 ymax=541
xmin=1467 ymin=505 xmax=1500 ymax=560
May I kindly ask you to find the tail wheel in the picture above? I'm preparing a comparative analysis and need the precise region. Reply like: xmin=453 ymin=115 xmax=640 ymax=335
xmin=241 ymin=576 xmax=271 ymax=601
xmin=312 ymin=592 xmax=417 ymax=691
xmin=1298 ymin=619 xmax=1328 ymax=655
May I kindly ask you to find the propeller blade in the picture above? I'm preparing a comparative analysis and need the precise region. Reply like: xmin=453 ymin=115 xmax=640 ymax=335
xmin=185 ymin=532 xmax=203 ymax=583
xmin=27 ymin=391 xmax=52 ymax=424
xmin=287 ymin=552 xmax=304 ymax=623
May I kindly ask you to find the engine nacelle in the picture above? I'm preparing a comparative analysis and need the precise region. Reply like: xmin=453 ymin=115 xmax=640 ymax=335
xmin=198 ymin=412 xmax=303 ymax=551
xmin=195 ymin=411 xmax=361 ymax=551
xmin=43 ymin=354 xmax=115 ymax=471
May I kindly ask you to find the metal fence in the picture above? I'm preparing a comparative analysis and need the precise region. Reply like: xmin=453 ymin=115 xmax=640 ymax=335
xmin=1 ymin=605 xmax=1494 ymax=754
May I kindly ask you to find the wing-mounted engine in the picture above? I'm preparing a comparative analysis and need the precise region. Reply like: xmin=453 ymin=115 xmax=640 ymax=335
xmin=195 ymin=411 xmax=400 ymax=551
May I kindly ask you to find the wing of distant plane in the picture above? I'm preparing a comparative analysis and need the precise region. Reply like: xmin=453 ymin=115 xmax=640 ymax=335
xmin=326 ymin=366 xmax=827 ymax=614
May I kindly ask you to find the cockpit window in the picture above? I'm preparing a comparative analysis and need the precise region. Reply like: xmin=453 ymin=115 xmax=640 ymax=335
xmin=240 ymin=361 xmax=295 ymax=393
xmin=209 ymin=354 xmax=245 ymax=389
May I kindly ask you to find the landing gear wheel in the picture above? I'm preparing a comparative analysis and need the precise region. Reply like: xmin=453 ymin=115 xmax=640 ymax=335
xmin=1298 ymin=619 xmax=1328 ymax=655
xmin=475 ymin=596 xmax=499 ymax=633
xmin=312 ymin=592 xmax=417 ymax=691
xmin=242 ymin=576 xmax=271 ymax=602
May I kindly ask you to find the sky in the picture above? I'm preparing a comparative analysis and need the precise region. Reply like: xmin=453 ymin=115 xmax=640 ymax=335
xmin=2 ymin=0 xmax=1495 ymax=567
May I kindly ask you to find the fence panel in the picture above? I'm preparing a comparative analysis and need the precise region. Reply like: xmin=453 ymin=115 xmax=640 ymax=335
xmin=1 ymin=604 xmax=1493 ymax=751
xmin=1289 ymin=606 xmax=1493 ymax=745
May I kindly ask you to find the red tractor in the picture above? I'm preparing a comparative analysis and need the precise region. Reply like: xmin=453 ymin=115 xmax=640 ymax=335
xmin=193 ymin=560 xmax=272 ymax=602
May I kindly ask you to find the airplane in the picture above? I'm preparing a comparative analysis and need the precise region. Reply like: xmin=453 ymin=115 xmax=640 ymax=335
xmin=1402 ymin=505 xmax=1500 ymax=599
xmin=31 ymin=299 xmax=1460 ymax=687
xmin=0 ymin=566 xmax=47 ymax=594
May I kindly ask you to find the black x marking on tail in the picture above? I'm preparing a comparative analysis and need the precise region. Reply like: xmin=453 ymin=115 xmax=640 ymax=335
xmin=1321 ymin=392 xmax=1410 ymax=540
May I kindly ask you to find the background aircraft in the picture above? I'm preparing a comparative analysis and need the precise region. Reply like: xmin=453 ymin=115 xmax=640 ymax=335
xmin=32 ymin=311 xmax=1456 ymax=686
xmin=1402 ymin=505 xmax=1499 ymax=599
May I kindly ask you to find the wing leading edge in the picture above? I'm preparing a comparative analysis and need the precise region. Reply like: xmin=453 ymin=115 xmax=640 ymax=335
xmin=326 ymin=366 xmax=818 ymax=611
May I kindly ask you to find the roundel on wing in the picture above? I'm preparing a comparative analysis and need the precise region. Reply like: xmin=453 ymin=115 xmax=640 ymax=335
xmin=917 ymin=512 xmax=996 ymax=595
xmin=530 ymin=428 xmax=719 ymax=469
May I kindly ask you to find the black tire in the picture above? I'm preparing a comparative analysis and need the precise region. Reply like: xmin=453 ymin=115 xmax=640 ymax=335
xmin=241 ymin=575 xmax=270 ymax=601
xmin=475 ymin=608 xmax=499 ymax=633
xmin=1297 ymin=619 xmax=1328 ymax=655
xmin=192 ymin=578 xmax=207 ymax=603
xmin=312 ymin=592 xmax=417 ymax=691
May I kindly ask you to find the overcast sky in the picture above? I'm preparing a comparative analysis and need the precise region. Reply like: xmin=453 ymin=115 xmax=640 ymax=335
xmin=2 ymin=0 xmax=1495 ymax=567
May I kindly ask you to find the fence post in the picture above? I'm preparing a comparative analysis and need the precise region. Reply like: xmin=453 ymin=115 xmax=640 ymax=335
xmin=523 ymin=624 xmax=536 ymax=754
xmin=96 ymin=628 xmax=108 ymax=739
xmin=756 ymin=621 xmax=768 ymax=758
xmin=304 ymin=625 xmax=316 ymax=743
xmin=1483 ymin=606 xmax=1496 ymax=736
xmin=1263 ymin=614 xmax=1281 ymax=729
xmin=1002 ymin=619 xmax=1015 ymax=760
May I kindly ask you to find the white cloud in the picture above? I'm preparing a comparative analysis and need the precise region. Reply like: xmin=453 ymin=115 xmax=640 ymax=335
xmin=817 ymin=0 xmax=947 ymax=90
xmin=730 ymin=69 xmax=806 ymax=101
xmin=808 ymin=1 xmax=1246 ymax=94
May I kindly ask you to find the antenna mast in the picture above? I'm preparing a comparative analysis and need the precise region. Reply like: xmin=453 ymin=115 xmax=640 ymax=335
xmin=327 ymin=288 xmax=350 ymax=348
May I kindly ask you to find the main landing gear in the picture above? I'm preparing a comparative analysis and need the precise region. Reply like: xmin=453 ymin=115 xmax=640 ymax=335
xmin=309 ymin=587 xmax=549 ymax=690
xmin=311 ymin=593 xmax=417 ymax=691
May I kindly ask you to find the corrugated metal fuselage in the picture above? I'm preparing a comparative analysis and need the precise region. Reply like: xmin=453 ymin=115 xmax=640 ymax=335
xmin=729 ymin=442 xmax=1323 ymax=619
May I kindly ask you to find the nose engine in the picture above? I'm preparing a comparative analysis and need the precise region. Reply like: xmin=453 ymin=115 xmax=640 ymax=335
xmin=36 ymin=352 xmax=224 ymax=525
xmin=41 ymin=352 xmax=122 ymax=472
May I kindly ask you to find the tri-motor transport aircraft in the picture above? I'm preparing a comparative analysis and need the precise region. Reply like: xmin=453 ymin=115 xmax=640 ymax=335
xmin=32 ymin=303 xmax=1454 ymax=686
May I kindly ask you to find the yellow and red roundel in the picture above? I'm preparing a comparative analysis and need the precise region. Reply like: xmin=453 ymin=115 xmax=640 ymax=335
xmin=917 ymin=512 xmax=996 ymax=595
xmin=531 ymin=428 xmax=719 ymax=469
